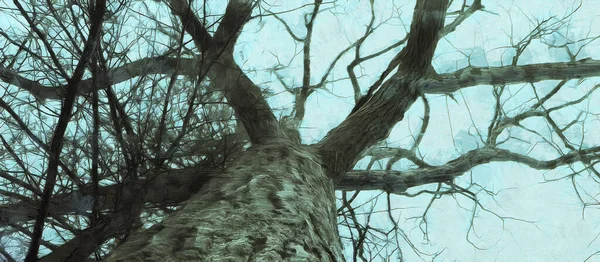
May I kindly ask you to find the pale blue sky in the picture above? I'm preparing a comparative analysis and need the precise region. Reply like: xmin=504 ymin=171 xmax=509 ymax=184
xmin=1 ymin=0 xmax=599 ymax=261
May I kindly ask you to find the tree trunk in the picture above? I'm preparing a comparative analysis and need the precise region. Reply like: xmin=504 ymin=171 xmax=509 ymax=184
xmin=105 ymin=138 xmax=344 ymax=261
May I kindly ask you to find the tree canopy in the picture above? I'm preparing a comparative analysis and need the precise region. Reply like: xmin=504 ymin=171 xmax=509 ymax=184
xmin=0 ymin=0 xmax=599 ymax=261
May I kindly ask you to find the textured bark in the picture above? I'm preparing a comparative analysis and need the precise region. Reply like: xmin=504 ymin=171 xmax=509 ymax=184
xmin=427 ymin=59 xmax=600 ymax=94
xmin=105 ymin=139 xmax=343 ymax=261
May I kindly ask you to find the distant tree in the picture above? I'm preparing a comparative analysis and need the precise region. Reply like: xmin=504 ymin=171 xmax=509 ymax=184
xmin=0 ymin=0 xmax=599 ymax=261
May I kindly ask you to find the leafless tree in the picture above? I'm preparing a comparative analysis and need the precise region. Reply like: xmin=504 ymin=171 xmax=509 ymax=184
xmin=0 ymin=0 xmax=599 ymax=261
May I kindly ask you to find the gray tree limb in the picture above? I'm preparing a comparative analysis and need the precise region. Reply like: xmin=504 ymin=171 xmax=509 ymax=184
xmin=316 ymin=0 xmax=449 ymax=181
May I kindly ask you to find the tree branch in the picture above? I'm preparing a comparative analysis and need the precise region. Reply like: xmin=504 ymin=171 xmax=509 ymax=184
xmin=316 ymin=0 xmax=449 ymax=181
xmin=168 ymin=0 xmax=213 ymax=52
xmin=338 ymin=146 xmax=600 ymax=193
xmin=0 ymin=57 xmax=197 ymax=101
xmin=24 ymin=1 xmax=107 ymax=259
xmin=9 ymin=167 xmax=217 ymax=261
xmin=8 ymin=143 xmax=598 ymax=253
xmin=168 ymin=0 xmax=279 ymax=144
xmin=354 ymin=0 xmax=484 ymax=113
xmin=0 ymin=167 xmax=217 ymax=225
xmin=426 ymin=59 xmax=600 ymax=94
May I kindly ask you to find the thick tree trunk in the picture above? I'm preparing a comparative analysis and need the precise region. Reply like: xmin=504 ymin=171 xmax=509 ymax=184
xmin=105 ymin=138 xmax=343 ymax=261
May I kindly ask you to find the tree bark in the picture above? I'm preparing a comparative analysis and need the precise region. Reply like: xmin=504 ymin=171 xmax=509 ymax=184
xmin=105 ymin=138 xmax=344 ymax=261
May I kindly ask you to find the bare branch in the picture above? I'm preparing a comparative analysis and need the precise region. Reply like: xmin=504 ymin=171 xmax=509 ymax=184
xmin=25 ymin=1 xmax=107 ymax=259
xmin=0 ymin=167 xmax=217 ymax=225
xmin=168 ymin=0 xmax=279 ymax=144
xmin=294 ymin=0 xmax=322 ymax=121
xmin=338 ymin=146 xmax=600 ymax=194
xmin=317 ymin=0 xmax=449 ymax=181
xmin=427 ymin=59 xmax=600 ymax=94
xmin=0 ymin=57 xmax=197 ymax=101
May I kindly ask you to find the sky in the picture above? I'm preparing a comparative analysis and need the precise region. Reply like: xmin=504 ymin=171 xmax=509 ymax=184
xmin=1 ymin=0 xmax=600 ymax=261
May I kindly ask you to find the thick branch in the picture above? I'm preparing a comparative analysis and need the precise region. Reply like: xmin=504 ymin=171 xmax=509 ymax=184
xmin=427 ymin=59 xmax=600 ymax=94
xmin=0 ymin=57 xmax=197 ymax=101
xmin=338 ymin=146 xmax=600 ymax=193
xmin=212 ymin=0 xmax=256 ymax=54
xmin=358 ymin=0 xmax=484 ymax=112
xmin=168 ymin=0 xmax=213 ymax=52
xmin=316 ymin=0 xmax=449 ymax=181
xmin=169 ymin=0 xmax=278 ymax=144
xmin=6 ymin=55 xmax=600 ymax=106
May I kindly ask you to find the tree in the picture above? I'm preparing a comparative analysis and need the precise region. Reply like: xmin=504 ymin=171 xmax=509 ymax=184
xmin=0 ymin=0 xmax=599 ymax=261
